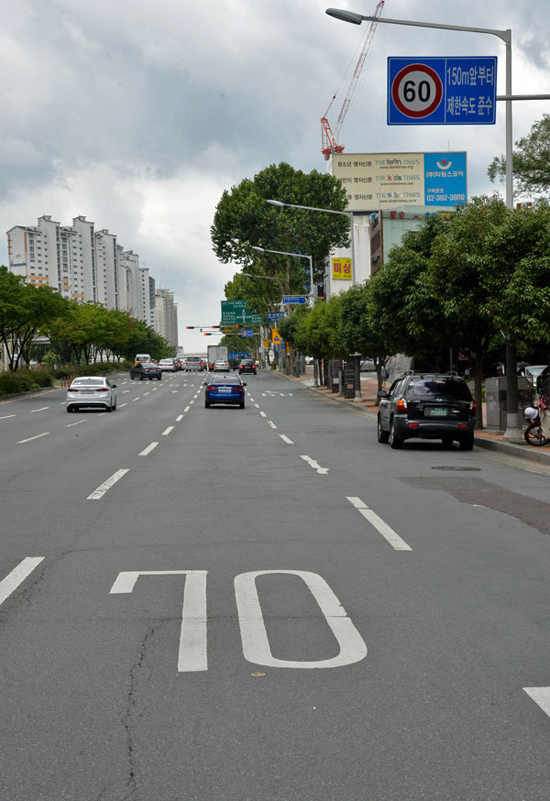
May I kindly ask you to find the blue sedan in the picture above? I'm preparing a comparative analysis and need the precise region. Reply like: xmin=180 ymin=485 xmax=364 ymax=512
xmin=205 ymin=375 xmax=246 ymax=408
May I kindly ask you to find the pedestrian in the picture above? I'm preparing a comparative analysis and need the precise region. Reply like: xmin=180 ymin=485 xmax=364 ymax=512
xmin=381 ymin=364 xmax=388 ymax=385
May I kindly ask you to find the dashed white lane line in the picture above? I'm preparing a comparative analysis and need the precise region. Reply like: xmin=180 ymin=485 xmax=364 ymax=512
xmin=0 ymin=414 xmax=16 ymax=420
xmin=162 ymin=426 xmax=174 ymax=436
xmin=346 ymin=496 xmax=412 ymax=551
xmin=17 ymin=432 xmax=50 ymax=444
xmin=123 ymin=390 xmax=130 ymax=394
xmin=176 ymin=414 xmax=184 ymax=422
xmin=280 ymin=434 xmax=294 ymax=444
xmin=254 ymin=403 xmax=260 ymax=409
xmin=268 ymin=420 xmax=277 ymax=429
xmin=132 ymin=397 xmax=140 ymax=402
xmin=119 ymin=403 xmax=128 ymax=408
xmin=66 ymin=420 xmax=86 ymax=428
xmin=260 ymin=411 xmax=267 ymax=418
xmin=31 ymin=407 xmax=49 ymax=413
xmin=143 ymin=391 xmax=150 ymax=396
xmin=184 ymin=405 xmax=191 ymax=412
xmin=524 ymin=688 xmax=550 ymax=719
xmin=190 ymin=400 xmax=195 ymax=405
xmin=87 ymin=468 xmax=129 ymax=500
xmin=172 ymin=390 xmax=179 ymax=394
xmin=301 ymin=454 xmax=329 ymax=475
xmin=0 ymin=557 xmax=45 ymax=607
xmin=139 ymin=442 xmax=158 ymax=456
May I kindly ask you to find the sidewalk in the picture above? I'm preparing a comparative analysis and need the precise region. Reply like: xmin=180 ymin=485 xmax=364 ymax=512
xmin=273 ymin=365 xmax=550 ymax=466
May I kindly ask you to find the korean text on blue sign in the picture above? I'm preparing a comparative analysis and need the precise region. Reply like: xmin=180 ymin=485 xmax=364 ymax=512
xmin=424 ymin=152 xmax=467 ymax=206
xmin=388 ymin=57 xmax=497 ymax=126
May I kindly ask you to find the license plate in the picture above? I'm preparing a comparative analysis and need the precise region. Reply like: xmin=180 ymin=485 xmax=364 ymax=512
xmin=429 ymin=407 xmax=447 ymax=417
xmin=218 ymin=388 xmax=231 ymax=393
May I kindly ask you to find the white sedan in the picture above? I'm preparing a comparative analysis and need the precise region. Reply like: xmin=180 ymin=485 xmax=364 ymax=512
xmin=66 ymin=376 xmax=117 ymax=413
xmin=159 ymin=359 xmax=177 ymax=371
xmin=213 ymin=359 xmax=231 ymax=372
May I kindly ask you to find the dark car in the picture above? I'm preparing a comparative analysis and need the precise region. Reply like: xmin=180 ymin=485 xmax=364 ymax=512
xmin=238 ymin=359 xmax=257 ymax=375
xmin=205 ymin=374 xmax=246 ymax=408
xmin=130 ymin=361 xmax=162 ymax=381
xmin=377 ymin=372 xmax=476 ymax=450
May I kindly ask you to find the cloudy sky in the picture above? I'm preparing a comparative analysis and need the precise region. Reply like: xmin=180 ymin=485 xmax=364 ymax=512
xmin=1 ymin=0 xmax=549 ymax=353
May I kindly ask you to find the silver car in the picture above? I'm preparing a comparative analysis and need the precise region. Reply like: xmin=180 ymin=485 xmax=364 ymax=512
xmin=213 ymin=359 xmax=231 ymax=372
xmin=66 ymin=376 xmax=117 ymax=413
xmin=159 ymin=358 xmax=177 ymax=372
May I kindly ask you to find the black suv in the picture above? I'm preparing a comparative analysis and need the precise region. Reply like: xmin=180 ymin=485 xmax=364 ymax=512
xmin=238 ymin=359 xmax=257 ymax=375
xmin=377 ymin=372 xmax=476 ymax=450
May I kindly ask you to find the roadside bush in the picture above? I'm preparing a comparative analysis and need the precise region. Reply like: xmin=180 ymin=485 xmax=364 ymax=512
xmin=0 ymin=368 xmax=54 ymax=396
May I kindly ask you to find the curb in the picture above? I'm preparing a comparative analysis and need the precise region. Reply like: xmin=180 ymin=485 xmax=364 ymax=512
xmin=271 ymin=368 xmax=550 ymax=463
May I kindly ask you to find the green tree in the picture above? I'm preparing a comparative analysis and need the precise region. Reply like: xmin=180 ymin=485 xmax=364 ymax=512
xmin=488 ymin=114 xmax=550 ymax=196
xmin=212 ymin=162 xmax=350 ymax=313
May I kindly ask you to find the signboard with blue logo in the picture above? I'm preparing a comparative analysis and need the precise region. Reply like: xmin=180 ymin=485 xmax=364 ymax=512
xmin=282 ymin=296 xmax=307 ymax=305
xmin=332 ymin=151 xmax=467 ymax=209
xmin=388 ymin=57 xmax=497 ymax=126
xmin=240 ymin=329 xmax=253 ymax=338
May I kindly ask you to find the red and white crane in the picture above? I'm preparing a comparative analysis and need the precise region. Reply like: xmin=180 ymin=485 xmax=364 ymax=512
xmin=321 ymin=0 xmax=385 ymax=160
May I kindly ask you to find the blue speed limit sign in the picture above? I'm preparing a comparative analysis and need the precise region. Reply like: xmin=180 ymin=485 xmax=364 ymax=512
xmin=388 ymin=57 xmax=497 ymax=126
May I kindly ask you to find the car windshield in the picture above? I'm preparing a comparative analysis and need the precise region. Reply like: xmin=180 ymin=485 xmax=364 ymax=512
xmin=72 ymin=378 xmax=104 ymax=386
xmin=209 ymin=377 xmax=239 ymax=385
xmin=187 ymin=357 xmax=200 ymax=362
xmin=407 ymin=377 xmax=471 ymax=399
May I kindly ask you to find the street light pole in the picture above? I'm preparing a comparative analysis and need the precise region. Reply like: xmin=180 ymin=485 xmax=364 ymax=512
xmin=266 ymin=199 xmax=356 ymax=288
xmin=325 ymin=8 xmax=550 ymax=441
xmin=252 ymin=245 xmax=314 ymax=305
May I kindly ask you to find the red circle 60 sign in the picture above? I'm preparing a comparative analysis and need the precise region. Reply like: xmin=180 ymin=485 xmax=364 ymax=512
xmin=391 ymin=63 xmax=443 ymax=118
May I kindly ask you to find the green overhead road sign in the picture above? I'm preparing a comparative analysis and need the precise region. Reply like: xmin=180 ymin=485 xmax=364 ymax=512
xmin=221 ymin=300 xmax=262 ymax=325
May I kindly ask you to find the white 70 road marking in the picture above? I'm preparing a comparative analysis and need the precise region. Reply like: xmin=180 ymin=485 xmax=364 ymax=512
xmin=110 ymin=569 xmax=367 ymax=672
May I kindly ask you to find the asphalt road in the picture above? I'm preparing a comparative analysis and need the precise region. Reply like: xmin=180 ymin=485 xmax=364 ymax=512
xmin=1 ymin=368 xmax=549 ymax=801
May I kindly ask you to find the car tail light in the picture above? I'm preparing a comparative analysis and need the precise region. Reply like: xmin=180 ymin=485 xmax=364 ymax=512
xmin=235 ymin=386 xmax=244 ymax=392
xmin=96 ymin=388 xmax=107 ymax=392
xmin=407 ymin=421 xmax=419 ymax=428
xmin=470 ymin=400 xmax=477 ymax=413
xmin=396 ymin=398 xmax=407 ymax=411
xmin=458 ymin=423 xmax=469 ymax=430
xmin=69 ymin=388 xmax=78 ymax=392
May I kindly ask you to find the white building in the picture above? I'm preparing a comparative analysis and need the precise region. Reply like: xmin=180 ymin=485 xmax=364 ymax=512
xmin=7 ymin=215 xmax=169 ymax=329
xmin=155 ymin=288 xmax=178 ymax=349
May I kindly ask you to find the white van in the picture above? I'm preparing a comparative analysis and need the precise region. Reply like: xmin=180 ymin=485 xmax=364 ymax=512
xmin=134 ymin=353 xmax=152 ymax=366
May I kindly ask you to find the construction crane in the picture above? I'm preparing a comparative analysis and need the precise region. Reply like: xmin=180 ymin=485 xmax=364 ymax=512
xmin=321 ymin=0 xmax=385 ymax=160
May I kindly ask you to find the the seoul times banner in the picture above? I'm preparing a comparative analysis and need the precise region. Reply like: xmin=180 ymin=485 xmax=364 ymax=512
xmin=332 ymin=152 xmax=467 ymax=211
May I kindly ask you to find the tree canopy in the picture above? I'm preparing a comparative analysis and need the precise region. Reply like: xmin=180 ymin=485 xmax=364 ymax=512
xmin=488 ymin=114 xmax=550 ymax=196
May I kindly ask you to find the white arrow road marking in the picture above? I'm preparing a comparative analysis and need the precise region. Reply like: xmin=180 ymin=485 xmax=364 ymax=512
xmin=524 ymin=688 xmax=550 ymax=718
xmin=87 ymin=469 xmax=129 ymax=500
xmin=17 ymin=432 xmax=50 ymax=444
xmin=347 ymin=496 xmax=412 ymax=551
xmin=162 ymin=426 xmax=174 ymax=436
xmin=139 ymin=442 xmax=158 ymax=456
xmin=300 ymin=455 xmax=329 ymax=475
xmin=0 ymin=557 xmax=45 ymax=607
xmin=280 ymin=434 xmax=294 ymax=444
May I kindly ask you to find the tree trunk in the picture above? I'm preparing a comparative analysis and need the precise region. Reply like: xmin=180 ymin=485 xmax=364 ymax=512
xmin=471 ymin=353 xmax=484 ymax=429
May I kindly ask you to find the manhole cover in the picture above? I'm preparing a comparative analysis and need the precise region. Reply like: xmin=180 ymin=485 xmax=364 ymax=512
xmin=432 ymin=466 xmax=482 ymax=472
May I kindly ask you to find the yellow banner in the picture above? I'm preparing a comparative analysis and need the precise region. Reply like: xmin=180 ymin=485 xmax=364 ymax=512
xmin=332 ymin=257 xmax=352 ymax=281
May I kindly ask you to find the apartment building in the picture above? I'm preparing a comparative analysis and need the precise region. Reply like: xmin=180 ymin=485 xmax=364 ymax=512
xmin=155 ymin=288 xmax=178 ymax=349
xmin=6 ymin=215 xmax=171 ymax=330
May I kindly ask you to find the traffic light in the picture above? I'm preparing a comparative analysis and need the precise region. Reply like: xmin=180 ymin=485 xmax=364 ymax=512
xmin=186 ymin=326 xmax=195 ymax=329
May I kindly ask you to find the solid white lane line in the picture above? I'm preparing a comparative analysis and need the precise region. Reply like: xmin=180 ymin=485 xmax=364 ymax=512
xmin=87 ymin=469 xmax=129 ymax=500
xmin=66 ymin=420 xmax=86 ymax=428
xmin=260 ymin=411 xmax=267 ymax=418
xmin=300 ymin=454 xmax=329 ymax=475
xmin=346 ymin=496 xmax=412 ymax=551
xmin=176 ymin=414 xmax=184 ymax=422
xmin=31 ymin=407 xmax=49 ymax=413
xmin=17 ymin=432 xmax=50 ymax=444
xmin=162 ymin=426 xmax=174 ymax=436
xmin=280 ymin=434 xmax=294 ymax=444
xmin=0 ymin=557 xmax=45 ymax=607
xmin=119 ymin=403 xmax=128 ymax=407
xmin=524 ymin=688 xmax=550 ymax=718
xmin=268 ymin=420 xmax=277 ymax=429
xmin=0 ymin=414 xmax=16 ymax=420
xmin=139 ymin=442 xmax=158 ymax=456
xmin=184 ymin=405 xmax=190 ymax=412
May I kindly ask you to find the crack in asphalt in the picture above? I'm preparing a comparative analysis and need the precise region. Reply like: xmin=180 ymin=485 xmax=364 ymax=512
xmin=121 ymin=625 xmax=156 ymax=800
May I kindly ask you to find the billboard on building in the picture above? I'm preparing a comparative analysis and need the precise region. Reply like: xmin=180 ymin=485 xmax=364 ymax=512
xmin=332 ymin=152 xmax=467 ymax=211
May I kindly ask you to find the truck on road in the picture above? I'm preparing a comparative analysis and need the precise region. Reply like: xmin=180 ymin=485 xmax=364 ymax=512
xmin=207 ymin=345 xmax=228 ymax=370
